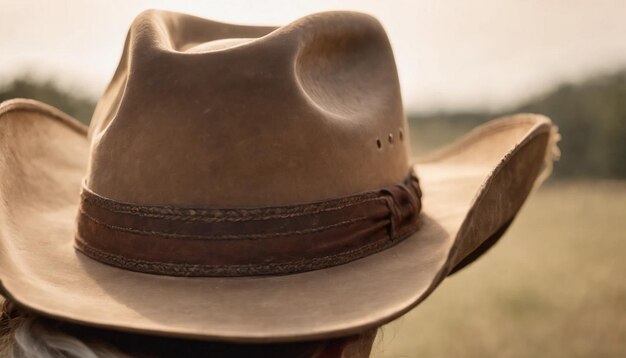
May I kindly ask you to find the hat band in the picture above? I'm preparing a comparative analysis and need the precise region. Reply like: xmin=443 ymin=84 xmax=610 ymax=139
xmin=74 ymin=172 xmax=422 ymax=277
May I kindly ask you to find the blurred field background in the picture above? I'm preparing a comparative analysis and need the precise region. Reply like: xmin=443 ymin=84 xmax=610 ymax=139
xmin=1 ymin=1 xmax=625 ymax=356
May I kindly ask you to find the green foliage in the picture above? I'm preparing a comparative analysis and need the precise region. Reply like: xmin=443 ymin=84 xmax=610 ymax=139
xmin=410 ymin=70 xmax=626 ymax=179
xmin=0 ymin=78 xmax=96 ymax=125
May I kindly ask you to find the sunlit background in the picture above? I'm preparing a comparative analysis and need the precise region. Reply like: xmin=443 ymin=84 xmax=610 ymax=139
xmin=1 ymin=1 xmax=625 ymax=357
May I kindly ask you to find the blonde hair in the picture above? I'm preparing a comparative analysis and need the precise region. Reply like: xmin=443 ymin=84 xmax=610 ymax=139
xmin=0 ymin=299 xmax=375 ymax=358
xmin=0 ymin=301 xmax=129 ymax=358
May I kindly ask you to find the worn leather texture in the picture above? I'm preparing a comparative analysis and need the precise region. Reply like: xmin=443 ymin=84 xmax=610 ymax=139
xmin=76 ymin=173 xmax=422 ymax=276
xmin=0 ymin=9 xmax=559 ymax=344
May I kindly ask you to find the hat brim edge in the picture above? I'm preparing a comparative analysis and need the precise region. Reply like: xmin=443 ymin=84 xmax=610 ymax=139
xmin=0 ymin=99 xmax=556 ymax=342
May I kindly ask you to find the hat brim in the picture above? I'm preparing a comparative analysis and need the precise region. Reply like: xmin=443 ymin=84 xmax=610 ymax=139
xmin=0 ymin=99 xmax=555 ymax=343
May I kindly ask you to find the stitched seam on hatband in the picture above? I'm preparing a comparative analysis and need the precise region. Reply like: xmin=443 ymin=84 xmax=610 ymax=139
xmin=81 ymin=188 xmax=384 ymax=222
xmin=79 ymin=208 xmax=372 ymax=240
xmin=74 ymin=218 xmax=420 ymax=276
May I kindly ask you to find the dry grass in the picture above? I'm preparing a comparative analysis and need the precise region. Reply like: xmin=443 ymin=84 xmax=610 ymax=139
xmin=374 ymin=180 xmax=626 ymax=358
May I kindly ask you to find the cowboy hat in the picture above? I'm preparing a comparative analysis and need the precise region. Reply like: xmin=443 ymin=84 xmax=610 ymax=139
xmin=0 ymin=10 xmax=559 ymax=342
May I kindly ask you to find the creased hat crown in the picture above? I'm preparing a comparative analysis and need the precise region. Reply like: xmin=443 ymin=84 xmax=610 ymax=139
xmin=87 ymin=10 xmax=410 ymax=207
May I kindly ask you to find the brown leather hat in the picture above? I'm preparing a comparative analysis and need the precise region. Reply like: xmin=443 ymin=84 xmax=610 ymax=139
xmin=0 ymin=10 xmax=559 ymax=342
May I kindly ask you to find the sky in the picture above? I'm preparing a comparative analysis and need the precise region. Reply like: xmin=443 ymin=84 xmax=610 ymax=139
xmin=1 ymin=0 xmax=626 ymax=112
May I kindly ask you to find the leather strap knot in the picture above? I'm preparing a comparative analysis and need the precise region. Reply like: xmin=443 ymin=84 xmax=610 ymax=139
xmin=381 ymin=173 xmax=422 ymax=240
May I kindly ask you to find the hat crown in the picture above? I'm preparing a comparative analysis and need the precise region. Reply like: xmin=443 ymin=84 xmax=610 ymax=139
xmin=87 ymin=10 xmax=410 ymax=207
